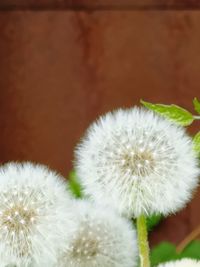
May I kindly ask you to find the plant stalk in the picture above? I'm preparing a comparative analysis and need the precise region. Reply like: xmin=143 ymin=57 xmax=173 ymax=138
xmin=136 ymin=215 xmax=151 ymax=267
xmin=176 ymin=224 xmax=200 ymax=253
xmin=194 ymin=115 xmax=200 ymax=120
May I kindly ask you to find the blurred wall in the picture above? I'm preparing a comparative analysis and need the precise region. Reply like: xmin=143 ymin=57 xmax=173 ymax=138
xmin=0 ymin=0 xmax=199 ymax=246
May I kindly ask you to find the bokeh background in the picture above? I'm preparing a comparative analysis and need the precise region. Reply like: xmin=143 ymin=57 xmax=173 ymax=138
xmin=0 ymin=0 xmax=199 ymax=247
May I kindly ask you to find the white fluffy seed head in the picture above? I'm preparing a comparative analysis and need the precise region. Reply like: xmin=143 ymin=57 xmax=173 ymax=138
xmin=0 ymin=162 xmax=73 ymax=267
xmin=56 ymin=200 xmax=138 ymax=267
xmin=157 ymin=259 xmax=200 ymax=267
xmin=75 ymin=108 xmax=200 ymax=218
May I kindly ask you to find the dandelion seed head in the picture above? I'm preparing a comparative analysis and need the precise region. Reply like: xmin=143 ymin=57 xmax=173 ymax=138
xmin=75 ymin=108 xmax=199 ymax=217
xmin=57 ymin=201 xmax=138 ymax=267
xmin=0 ymin=162 xmax=73 ymax=267
xmin=158 ymin=259 xmax=200 ymax=267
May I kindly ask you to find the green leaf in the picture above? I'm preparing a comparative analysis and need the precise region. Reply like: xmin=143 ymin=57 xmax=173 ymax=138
xmin=141 ymin=100 xmax=194 ymax=126
xmin=68 ymin=170 xmax=83 ymax=198
xmin=180 ymin=240 xmax=200 ymax=259
xmin=193 ymin=132 xmax=200 ymax=155
xmin=193 ymin=97 xmax=200 ymax=114
xmin=150 ymin=240 xmax=200 ymax=266
xmin=150 ymin=242 xmax=178 ymax=266
xmin=147 ymin=214 xmax=162 ymax=231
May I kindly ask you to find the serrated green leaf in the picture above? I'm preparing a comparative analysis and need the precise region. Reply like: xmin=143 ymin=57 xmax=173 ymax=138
xmin=141 ymin=100 xmax=194 ymax=126
xmin=147 ymin=214 xmax=162 ymax=231
xmin=68 ymin=170 xmax=83 ymax=198
xmin=193 ymin=97 xmax=200 ymax=114
xmin=150 ymin=242 xmax=178 ymax=266
xmin=193 ymin=132 xmax=200 ymax=155
xmin=180 ymin=240 xmax=200 ymax=259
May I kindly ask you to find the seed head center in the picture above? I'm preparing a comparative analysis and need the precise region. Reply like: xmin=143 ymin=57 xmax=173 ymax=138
xmin=72 ymin=237 xmax=99 ymax=258
xmin=1 ymin=205 xmax=37 ymax=234
xmin=121 ymin=149 xmax=155 ymax=177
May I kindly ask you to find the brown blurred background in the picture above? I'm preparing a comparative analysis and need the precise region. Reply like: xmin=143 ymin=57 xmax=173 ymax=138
xmin=0 ymin=0 xmax=199 ymax=247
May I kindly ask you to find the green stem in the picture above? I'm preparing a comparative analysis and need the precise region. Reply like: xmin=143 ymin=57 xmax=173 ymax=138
xmin=136 ymin=215 xmax=151 ymax=267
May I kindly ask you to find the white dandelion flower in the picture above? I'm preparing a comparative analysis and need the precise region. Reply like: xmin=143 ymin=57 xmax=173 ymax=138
xmin=75 ymin=108 xmax=199 ymax=217
xmin=157 ymin=259 xmax=200 ymax=267
xmin=0 ymin=162 xmax=73 ymax=267
xmin=56 ymin=200 xmax=138 ymax=267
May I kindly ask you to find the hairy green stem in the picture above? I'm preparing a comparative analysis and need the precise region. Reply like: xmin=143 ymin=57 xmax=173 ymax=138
xmin=136 ymin=215 xmax=151 ymax=267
